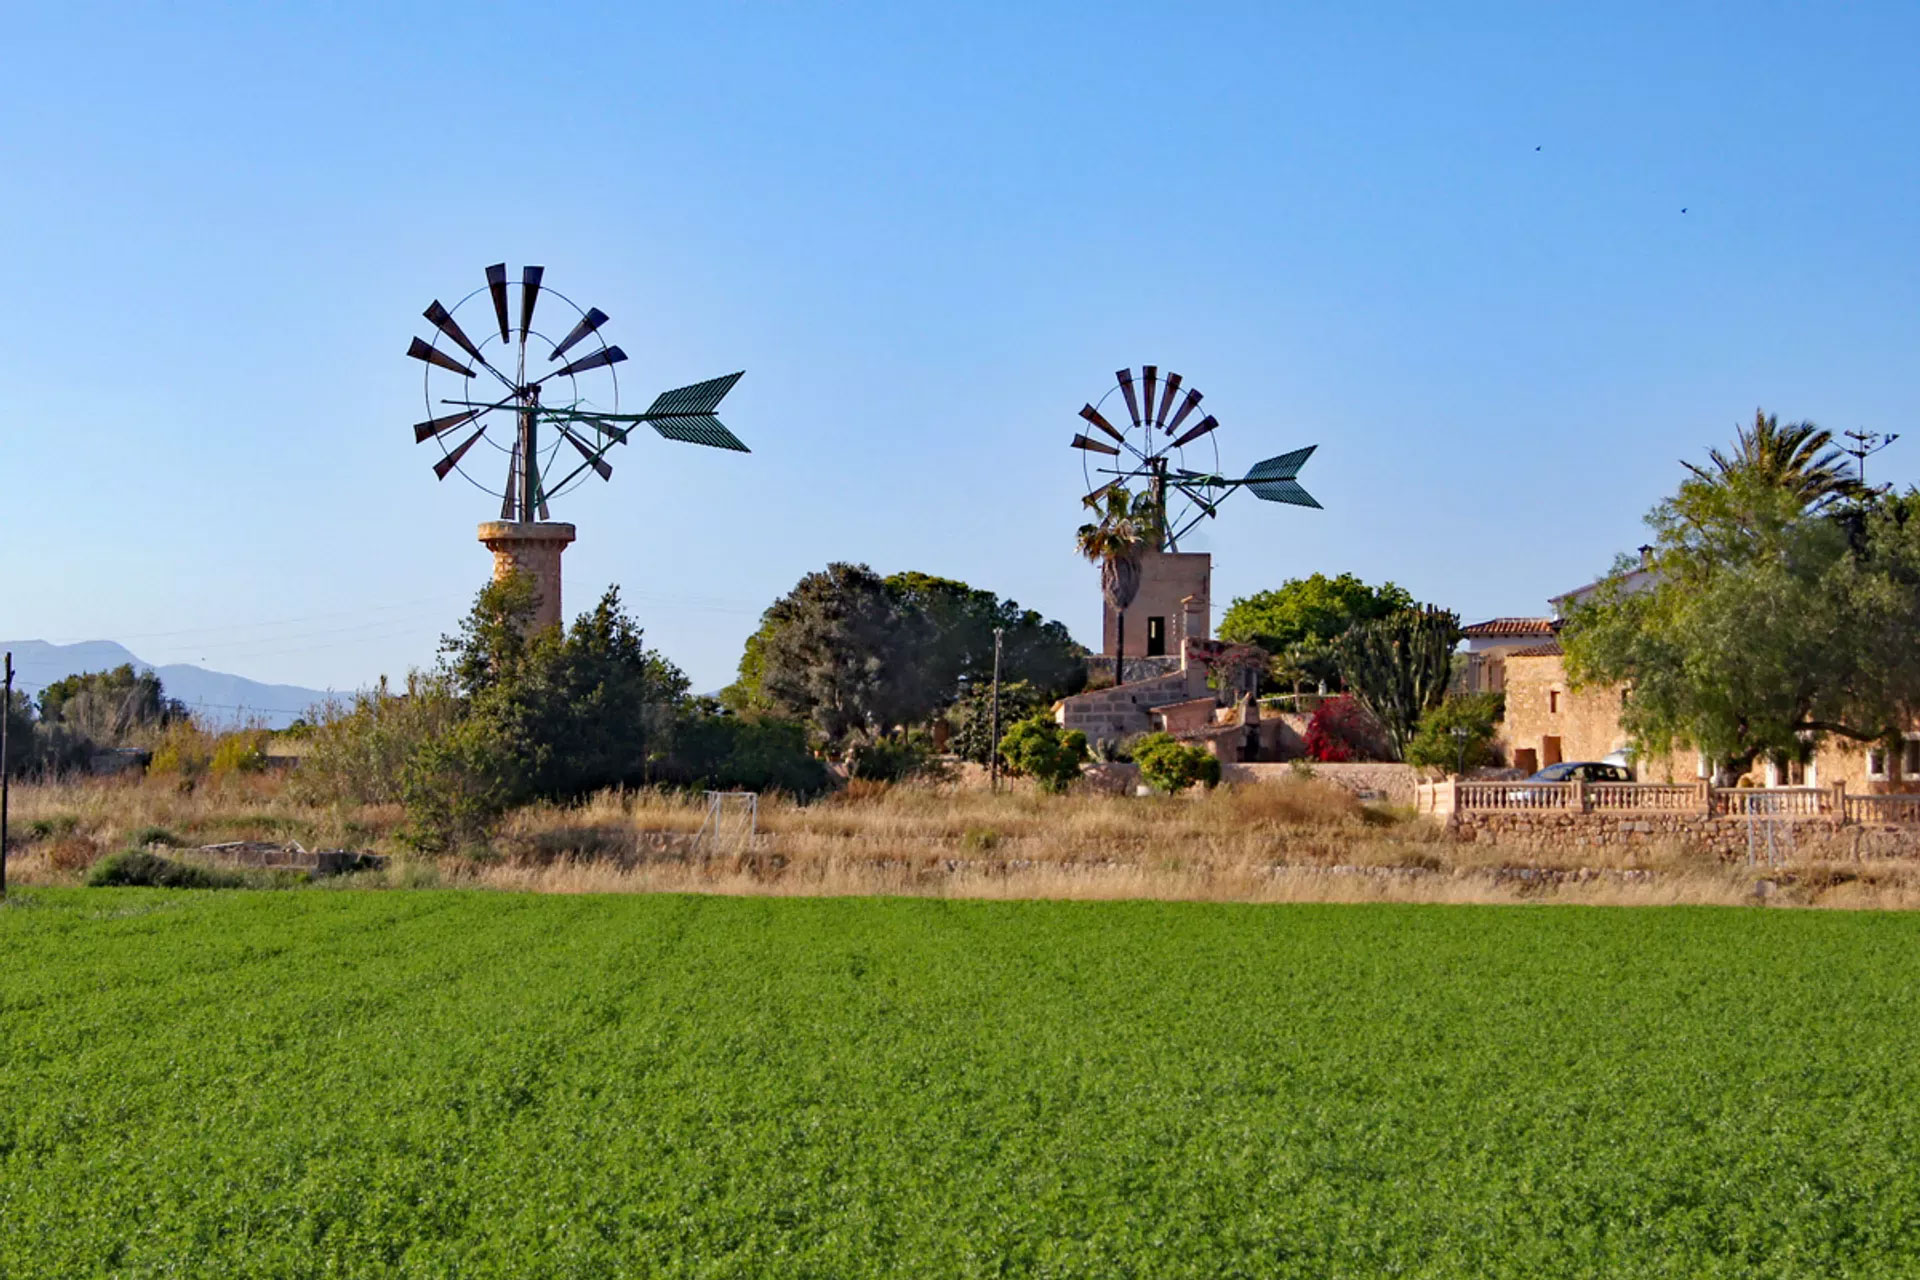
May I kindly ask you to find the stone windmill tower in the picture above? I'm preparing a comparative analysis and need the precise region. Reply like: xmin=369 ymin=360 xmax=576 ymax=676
xmin=406 ymin=263 xmax=749 ymax=629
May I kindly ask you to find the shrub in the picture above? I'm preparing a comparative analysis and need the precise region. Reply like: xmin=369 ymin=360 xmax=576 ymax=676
xmin=1304 ymin=695 xmax=1383 ymax=763
xmin=660 ymin=714 xmax=831 ymax=798
xmin=997 ymin=713 xmax=1090 ymax=794
xmin=47 ymin=836 xmax=102 ymax=872
xmin=293 ymin=673 xmax=465 ymax=807
xmin=147 ymin=722 xmax=214 ymax=781
xmin=848 ymin=738 xmax=931 ymax=783
xmin=25 ymin=814 xmax=80 ymax=842
xmin=209 ymin=731 xmax=270 ymax=777
xmin=1405 ymin=692 xmax=1505 ymax=774
xmin=126 ymin=825 xmax=187 ymax=849
xmin=1132 ymin=732 xmax=1223 ymax=794
xmin=86 ymin=850 xmax=244 ymax=889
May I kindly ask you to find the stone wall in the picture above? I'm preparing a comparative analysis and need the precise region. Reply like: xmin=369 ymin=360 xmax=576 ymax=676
xmin=1451 ymin=810 xmax=1920 ymax=860
xmin=1055 ymin=668 xmax=1203 ymax=744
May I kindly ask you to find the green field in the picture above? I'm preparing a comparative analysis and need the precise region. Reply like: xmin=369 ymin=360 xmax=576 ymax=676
xmin=4 ymin=891 xmax=1918 ymax=1277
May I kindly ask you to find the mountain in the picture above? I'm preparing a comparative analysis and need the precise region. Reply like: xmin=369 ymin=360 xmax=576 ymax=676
xmin=0 ymin=640 xmax=331 ymax=729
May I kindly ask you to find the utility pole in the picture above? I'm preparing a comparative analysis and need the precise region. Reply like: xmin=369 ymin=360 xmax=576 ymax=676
xmin=2 ymin=652 xmax=12 ymax=899
xmin=988 ymin=628 xmax=1004 ymax=791
xmin=1841 ymin=429 xmax=1900 ymax=488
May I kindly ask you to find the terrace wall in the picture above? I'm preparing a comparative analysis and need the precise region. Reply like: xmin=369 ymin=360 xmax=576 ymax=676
xmin=1418 ymin=779 xmax=1920 ymax=859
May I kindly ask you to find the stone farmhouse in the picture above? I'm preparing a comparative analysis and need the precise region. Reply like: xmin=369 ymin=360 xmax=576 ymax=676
xmin=1456 ymin=617 xmax=1558 ymax=694
xmin=1487 ymin=559 xmax=1906 ymax=792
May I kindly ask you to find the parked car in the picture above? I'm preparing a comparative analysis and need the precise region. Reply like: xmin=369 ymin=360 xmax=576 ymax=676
xmin=1506 ymin=760 xmax=1634 ymax=806
xmin=1530 ymin=761 xmax=1634 ymax=784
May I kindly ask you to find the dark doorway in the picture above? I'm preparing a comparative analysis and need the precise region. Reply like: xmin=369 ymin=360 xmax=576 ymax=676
xmin=1146 ymin=616 xmax=1166 ymax=656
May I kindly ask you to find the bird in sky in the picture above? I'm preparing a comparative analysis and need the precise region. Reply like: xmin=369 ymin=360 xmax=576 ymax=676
xmin=1681 ymin=207 xmax=1688 ymax=213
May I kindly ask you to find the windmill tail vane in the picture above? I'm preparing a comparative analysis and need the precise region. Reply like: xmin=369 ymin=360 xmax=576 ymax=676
xmin=407 ymin=263 xmax=748 ymax=521
xmin=1069 ymin=365 xmax=1320 ymax=550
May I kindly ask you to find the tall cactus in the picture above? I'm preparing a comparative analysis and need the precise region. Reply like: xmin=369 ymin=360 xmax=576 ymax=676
xmin=1332 ymin=606 xmax=1461 ymax=760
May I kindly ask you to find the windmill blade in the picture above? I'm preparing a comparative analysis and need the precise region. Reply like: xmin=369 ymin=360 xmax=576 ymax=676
xmin=432 ymin=426 xmax=487 ymax=479
xmin=1243 ymin=445 xmax=1318 ymax=483
xmin=500 ymin=439 xmax=521 ymax=515
xmin=543 ymin=345 xmax=628 ymax=382
xmin=1246 ymin=478 xmax=1322 ymax=508
xmin=413 ymin=409 xmax=480 ymax=444
xmin=407 ymin=336 xmax=475 ymax=378
xmin=1078 ymin=404 xmax=1126 ymax=444
xmin=649 ymin=414 xmax=749 ymax=453
xmin=549 ymin=307 xmax=608 ymax=362
xmin=1155 ymin=372 xmax=1183 ymax=428
xmin=642 ymin=371 xmax=743 ymax=419
xmin=518 ymin=266 xmax=544 ymax=340
xmin=1116 ymin=368 xmax=1141 ymax=427
xmin=1165 ymin=387 xmax=1203 ymax=435
xmin=423 ymin=301 xmax=487 ymax=365
xmin=1070 ymin=433 xmax=1121 ymax=457
xmin=1141 ymin=366 xmax=1158 ymax=430
xmin=1170 ymin=414 xmax=1218 ymax=449
xmin=558 ymin=424 xmax=613 ymax=480
xmin=485 ymin=264 xmax=511 ymax=343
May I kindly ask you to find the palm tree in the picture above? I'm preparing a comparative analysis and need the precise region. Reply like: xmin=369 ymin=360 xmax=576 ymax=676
xmin=1682 ymin=409 xmax=1862 ymax=512
xmin=1076 ymin=487 xmax=1157 ymax=686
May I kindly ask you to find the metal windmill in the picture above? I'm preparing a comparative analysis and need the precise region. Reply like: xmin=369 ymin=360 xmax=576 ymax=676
xmin=1069 ymin=365 xmax=1319 ymax=549
xmin=407 ymin=263 xmax=747 ymax=519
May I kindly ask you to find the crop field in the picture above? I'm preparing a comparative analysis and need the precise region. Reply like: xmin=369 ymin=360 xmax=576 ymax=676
xmin=4 ymin=892 xmax=1919 ymax=1277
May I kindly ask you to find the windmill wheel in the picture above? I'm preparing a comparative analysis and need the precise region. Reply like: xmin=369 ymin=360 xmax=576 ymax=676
xmin=408 ymin=264 xmax=626 ymax=520
xmin=1069 ymin=366 xmax=1222 ymax=551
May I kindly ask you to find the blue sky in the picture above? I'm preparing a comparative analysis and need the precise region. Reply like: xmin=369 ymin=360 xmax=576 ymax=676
xmin=2 ymin=2 xmax=1915 ymax=695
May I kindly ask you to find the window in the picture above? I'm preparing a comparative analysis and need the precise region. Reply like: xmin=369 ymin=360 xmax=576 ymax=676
xmin=1548 ymin=690 xmax=1560 ymax=714
xmin=1868 ymin=747 xmax=1890 ymax=782
xmin=1904 ymin=736 xmax=1920 ymax=779
xmin=1146 ymin=616 xmax=1166 ymax=657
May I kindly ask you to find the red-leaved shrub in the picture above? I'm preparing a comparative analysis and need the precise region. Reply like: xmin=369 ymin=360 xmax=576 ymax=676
xmin=1304 ymin=695 xmax=1374 ymax=762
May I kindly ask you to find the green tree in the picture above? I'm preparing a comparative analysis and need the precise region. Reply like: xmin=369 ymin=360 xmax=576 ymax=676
xmin=883 ymin=571 xmax=1085 ymax=701
xmin=2 ymin=685 xmax=34 ymax=779
xmin=36 ymin=664 xmax=187 ymax=746
xmin=1405 ymin=693 xmax=1504 ymax=774
xmin=402 ymin=577 xmax=692 ymax=848
xmin=728 ymin=566 xmax=1085 ymax=732
xmin=949 ymin=679 xmax=1049 ymax=764
xmin=1681 ymin=408 xmax=1863 ymax=514
xmin=1219 ymin=574 xmax=1414 ymax=690
xmin=754 ymin=563 xmax=934 ymax=741
xmin=1564 ymin=475 xmax=1920 ymax=779
xmin=997 ymin=713 xmax=1089 ymax=794
xmin=1131 ymin=732 xmax=1222 ymax=793
xmin=1076 ymin=487 xmax=1157 ymax=685
xmin=659 ymin=713 xmax=830 ymax=797
xmin=1332 ymin=607 xmax=1461 ymax=761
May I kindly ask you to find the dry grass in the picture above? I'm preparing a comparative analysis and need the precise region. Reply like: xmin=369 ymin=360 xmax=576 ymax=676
xmin=10 ymin=772 xmax=1920 ymax=908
